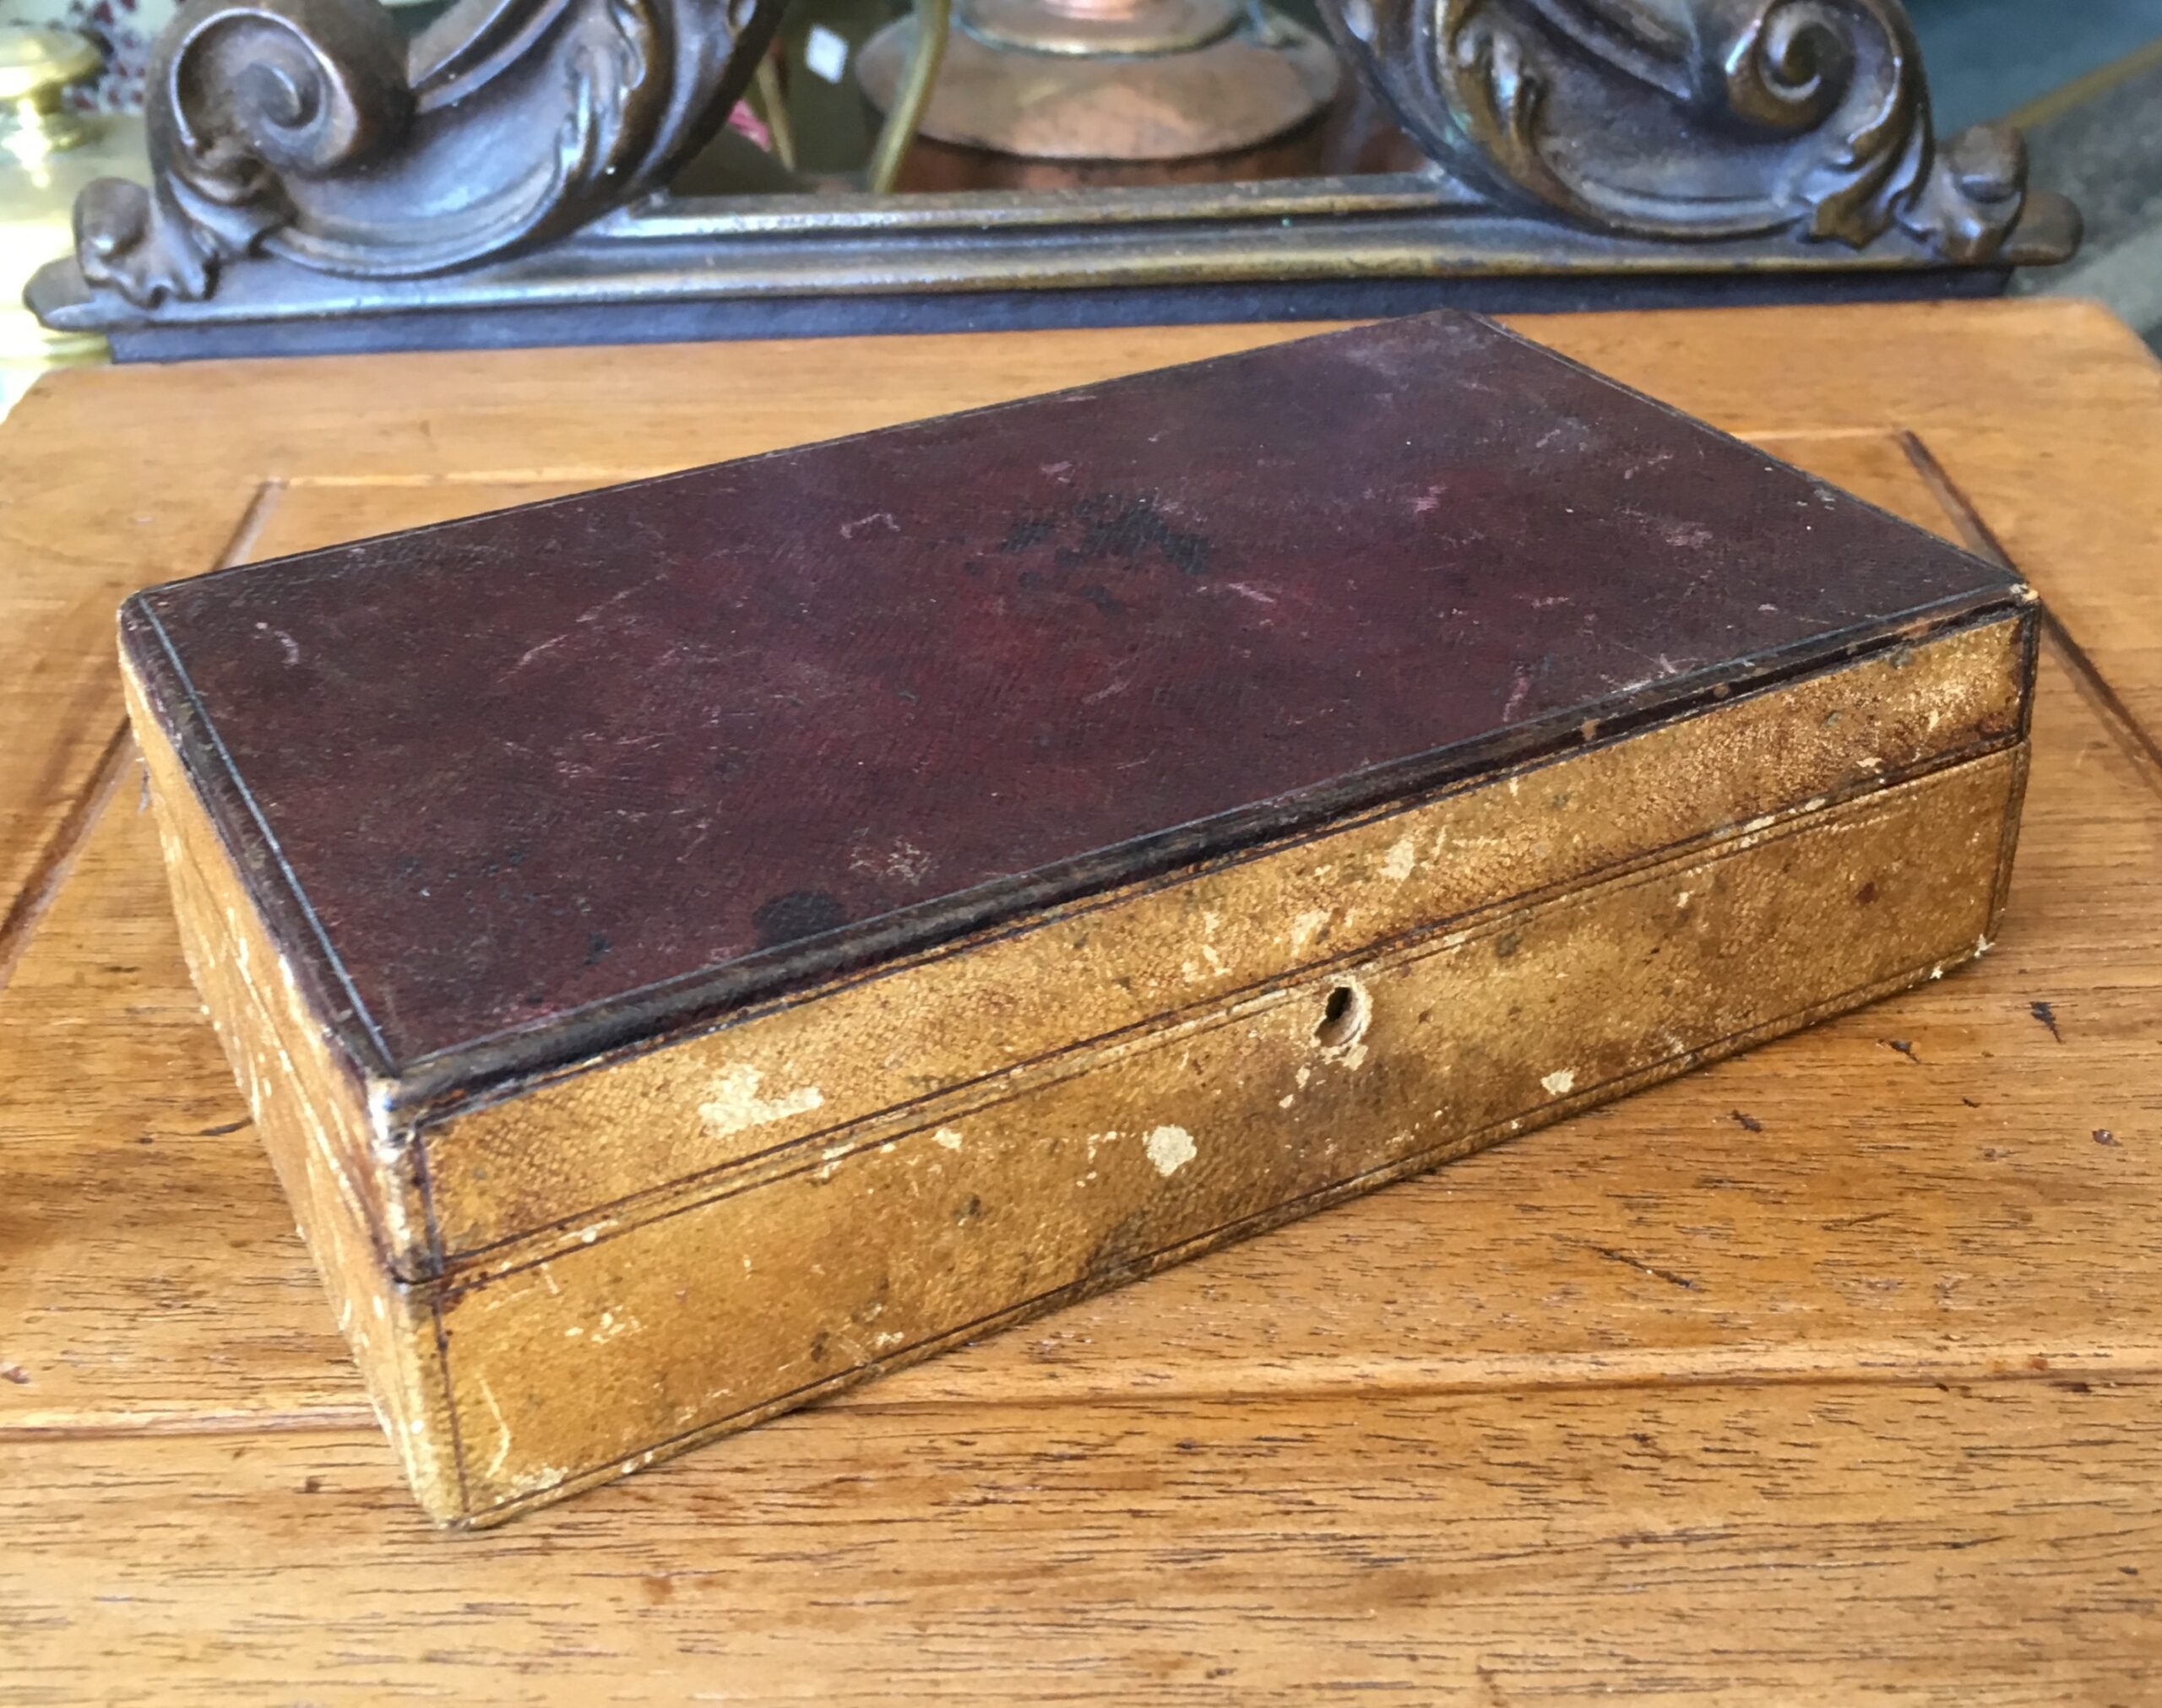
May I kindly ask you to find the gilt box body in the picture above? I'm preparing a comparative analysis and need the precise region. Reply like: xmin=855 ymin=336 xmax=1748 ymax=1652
xmin=118 ymin=312 xmax=2035 ymax=1526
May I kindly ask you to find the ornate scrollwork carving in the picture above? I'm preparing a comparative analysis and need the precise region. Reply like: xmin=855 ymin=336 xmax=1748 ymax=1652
xmin=1325 ymin=0 xmax=2027 ymax=262
xmin=73 ymin=0 xmax=785 ymax=307
xmin=32 ymin=0 xmax=2061 ymax=336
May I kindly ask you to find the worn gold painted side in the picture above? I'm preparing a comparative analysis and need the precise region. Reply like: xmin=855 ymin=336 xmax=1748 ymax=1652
xmin=437 ymin=746 xmax=2023 ymax=1521
xmin=122 ymin=610 xmax=2032 ymax=1526
xmin=424 ymin=616 xmax=2029 ymax=1259
xmin=122 ymin=657 xmax=464 ymax=1520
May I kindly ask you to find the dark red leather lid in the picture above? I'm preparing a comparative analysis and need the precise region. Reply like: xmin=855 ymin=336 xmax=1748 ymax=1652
xmin=123 ymin=312 xmax=2020 ymax=1094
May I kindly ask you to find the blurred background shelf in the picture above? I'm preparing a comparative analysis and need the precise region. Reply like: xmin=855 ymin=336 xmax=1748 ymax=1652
xmin=5 ymin=0 xmax=2162 ymax=408
xmin=1909 ymin=0 xmax=2162 ymax=128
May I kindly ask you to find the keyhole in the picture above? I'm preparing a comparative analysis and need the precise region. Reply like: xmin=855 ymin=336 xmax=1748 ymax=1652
xmin=1313 ymin=981 xmax=1371 ymax=1050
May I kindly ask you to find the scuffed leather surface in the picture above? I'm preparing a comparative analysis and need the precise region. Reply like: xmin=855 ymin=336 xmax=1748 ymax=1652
xmin=125 ymin=312 xmax=2018 ymax=1071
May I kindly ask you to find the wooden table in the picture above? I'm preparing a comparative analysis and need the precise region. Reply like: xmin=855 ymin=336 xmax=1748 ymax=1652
xmin=3 ymin=301 xmax=2160 ymax=1704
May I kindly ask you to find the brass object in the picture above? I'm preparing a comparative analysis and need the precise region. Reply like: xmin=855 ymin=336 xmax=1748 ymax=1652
xmin=864 ymin=0 xmax=953 ymax=192
xmin=0 ymin=26 xmax=99 ymax=160
xmin=856 ymin=0 xmax=1339 ymax=171
xmin=752 ymin=58 xmax=798 ymax=173
xmin=1 ymin=28 xmax=122 ymax=404
xmin=22 ymin=0 xmax=2083 ymax=357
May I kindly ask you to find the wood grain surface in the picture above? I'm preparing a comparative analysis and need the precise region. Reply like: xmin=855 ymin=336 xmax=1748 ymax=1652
xmin=3 ymin=301 xmax=2161 ymax=1702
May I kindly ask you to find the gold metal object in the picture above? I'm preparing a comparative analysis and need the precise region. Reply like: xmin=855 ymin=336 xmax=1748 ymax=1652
xmin=864 ymin=0 xmax=953 ymax=193
xmin=856 ymin=0 xmax=1339 ymax=165
xmin=1 ymin=29 xmax=116 ymax=410
xmin=0 ymin=26 xmax=99 ymax=160
xmin=751 ymin=57 xmax=797 ymax=173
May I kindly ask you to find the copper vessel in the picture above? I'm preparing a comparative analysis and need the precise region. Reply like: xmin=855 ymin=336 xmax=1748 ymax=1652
xmin=856 ymin=0 xmax=1340 ymax=187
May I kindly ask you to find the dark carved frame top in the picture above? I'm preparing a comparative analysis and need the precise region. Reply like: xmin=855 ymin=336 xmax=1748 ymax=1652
xmin=72 ymin=0 xmax=786 ymax=306
xmin=1334 ymin=0 xmax=2025 ymax=262
xmin=30 ymin=0 xmax=2077 ymax=339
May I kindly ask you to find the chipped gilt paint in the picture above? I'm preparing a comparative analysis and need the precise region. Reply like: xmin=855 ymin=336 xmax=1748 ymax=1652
xmin=117 ymin=313 xmax=2036 ymax=1524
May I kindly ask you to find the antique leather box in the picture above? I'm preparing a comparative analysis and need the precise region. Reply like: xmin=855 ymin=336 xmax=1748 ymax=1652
xmin=118 ymin=312 xmax=2035 ymax=1526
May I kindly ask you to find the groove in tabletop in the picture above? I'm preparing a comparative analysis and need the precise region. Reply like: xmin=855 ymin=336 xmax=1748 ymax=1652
xmin=0 ymin=1381 xmax=2156 ymax=1704
xmin=0 ymin=474 xmax=269 ymax=988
